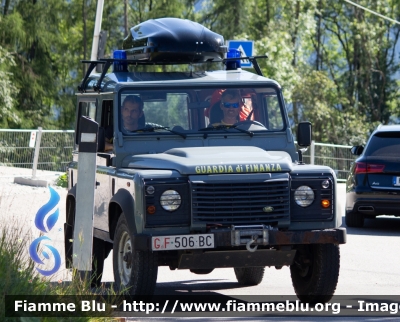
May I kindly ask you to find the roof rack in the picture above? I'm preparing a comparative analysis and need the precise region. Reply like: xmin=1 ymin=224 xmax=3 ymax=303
xmin=77 ymin=55 xmax=268 ymax=93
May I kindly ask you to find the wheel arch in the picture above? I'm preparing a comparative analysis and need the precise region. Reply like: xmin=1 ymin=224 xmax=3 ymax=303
xmin=65 ymin=185 xmax=77 ymax=268
xmin=109 ymin=188 xmax=136 ymax=240
xmin=66 ymin=185 xmax=77 ymax=225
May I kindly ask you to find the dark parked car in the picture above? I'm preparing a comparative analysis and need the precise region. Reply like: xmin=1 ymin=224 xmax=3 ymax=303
xmin=346 ymin=124 xmax=400 ymax=227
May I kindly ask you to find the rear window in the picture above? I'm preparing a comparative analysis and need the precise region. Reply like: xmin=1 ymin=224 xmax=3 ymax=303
xmin=365 ymin=132 xmax=400 ymax=157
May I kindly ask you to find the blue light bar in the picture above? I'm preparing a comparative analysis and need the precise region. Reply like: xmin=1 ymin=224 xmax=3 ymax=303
xmin=113 ymin=50 xmax=128 ymax=72
xmin=226 ymin=48 xmax=241 ymax=70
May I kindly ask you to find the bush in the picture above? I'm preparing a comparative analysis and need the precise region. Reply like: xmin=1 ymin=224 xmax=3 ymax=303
xmin=56 ymin=172 xmax=68 ymax=188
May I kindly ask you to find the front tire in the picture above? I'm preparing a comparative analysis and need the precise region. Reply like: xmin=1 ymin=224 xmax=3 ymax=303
xmin=113 ymin=214 xmax=158 ymax=295
xmin=290 ymin=244 xmax=340 ymax=303
xmin=345 ymin=210 xmax=364 ymax=227
xmin=234 ymin=267 xmax=265 ymax=285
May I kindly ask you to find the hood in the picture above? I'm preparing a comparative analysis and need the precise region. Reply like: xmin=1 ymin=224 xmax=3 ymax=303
xmin=122 ymin=146 xmax=293 ymax=175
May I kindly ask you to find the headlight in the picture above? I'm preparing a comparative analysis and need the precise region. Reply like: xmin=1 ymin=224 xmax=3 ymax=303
xmin=160 ymin=190 xmax=182 ymax=211
xmin=321 ymin=180 xmax=330 ymax=189
xmin=146 ymin=185 xmax=155 ymax=194
xmin=294 ymin=186 xmax=314 ymax=207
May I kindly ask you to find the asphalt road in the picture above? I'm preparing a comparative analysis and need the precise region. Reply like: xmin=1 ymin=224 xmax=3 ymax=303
xmin=2 ymin=167 xmax=400 ymax=320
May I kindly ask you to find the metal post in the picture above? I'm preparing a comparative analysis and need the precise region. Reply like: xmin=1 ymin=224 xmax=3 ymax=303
xmin=90 ymin=0 xmax=104 ymax=64
xmin=73 ymin=116 xmax=98 ymax=281
xmin=310 ymin=140 xmax=315 ymax=165
xmin=32 ymin=127 xmax=43 ymax=179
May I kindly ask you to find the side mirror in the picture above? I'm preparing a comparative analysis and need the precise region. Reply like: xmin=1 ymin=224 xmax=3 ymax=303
xmin=351 ymin=145 xmax=364 ymax=155
xmin=297 ymin=121 xmax=312 ymax=147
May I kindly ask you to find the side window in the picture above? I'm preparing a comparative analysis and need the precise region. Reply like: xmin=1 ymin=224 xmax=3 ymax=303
xmin=264 ymin=95 xmax=284 ymax=130
xmin=81 ymin=101 xmax=96 ymax=119
xmin=75 ymin=101 xmax=97 ymax=144
xmin=101 ymin=100 xmax=113 ymax=129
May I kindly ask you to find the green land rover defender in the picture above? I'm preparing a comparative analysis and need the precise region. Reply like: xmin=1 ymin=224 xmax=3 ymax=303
xmin=64 ymin=17 xmax=346 ymax=303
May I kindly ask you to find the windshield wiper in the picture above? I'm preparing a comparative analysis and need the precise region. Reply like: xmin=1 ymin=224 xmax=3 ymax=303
xmin=132 ymin=126 xmax=187 ymax=139
xmin=198 ymin=124 xmax=254 ymax=137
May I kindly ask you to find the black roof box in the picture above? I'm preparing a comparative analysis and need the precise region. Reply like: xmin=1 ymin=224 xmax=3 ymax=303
xmin=122 ymin=17 xmax=227 ymax=63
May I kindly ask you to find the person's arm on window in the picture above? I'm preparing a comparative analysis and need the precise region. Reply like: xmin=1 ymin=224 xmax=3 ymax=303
xmin=104 ymin=126 xmax=114 ymax=151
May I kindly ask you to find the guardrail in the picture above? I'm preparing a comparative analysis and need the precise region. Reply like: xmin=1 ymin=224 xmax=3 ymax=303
xmin=0 ymin=129 xmax=355 ymax=181
xmin=0 ymin=129 xmax=75 ymax=172
xmin=301 ymin=141 xmax=354 ymax=182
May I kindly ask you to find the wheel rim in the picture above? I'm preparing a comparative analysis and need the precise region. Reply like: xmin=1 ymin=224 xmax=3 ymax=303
xmin=293 ymin=246 xmax=313 ymax=280
xmin=297 ymin=264 xmax=310 ymax=278
xmin=118 ymin=230 xmax=132 ymax=286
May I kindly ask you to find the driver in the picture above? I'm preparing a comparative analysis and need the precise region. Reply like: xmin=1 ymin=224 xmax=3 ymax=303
xmin=104 ymin=95 xmax=144 ymax=151
xmin=212 ymin=89 xmax=243 ymax=126
xmin=121 ymin=95 xmax=144 ymax=131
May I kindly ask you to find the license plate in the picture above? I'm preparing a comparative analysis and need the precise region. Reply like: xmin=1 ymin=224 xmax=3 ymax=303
xmin=151 ymin=234 xmax=214 ymax=251
xmin=393 ymin=176 xmax=400 ymax=186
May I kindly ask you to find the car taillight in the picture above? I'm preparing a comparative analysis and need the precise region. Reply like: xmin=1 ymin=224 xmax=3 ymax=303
xmin=368 ymin=164 xmax=385 ymax=173
xmin=355 ymin=162 xmax=385 ymax=174
xmin=354 ymin=162 xmax=366 ymax=173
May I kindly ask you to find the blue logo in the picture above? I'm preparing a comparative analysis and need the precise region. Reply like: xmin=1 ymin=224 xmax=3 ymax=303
xmin=29 ymin=186 xmax=61 ymax=276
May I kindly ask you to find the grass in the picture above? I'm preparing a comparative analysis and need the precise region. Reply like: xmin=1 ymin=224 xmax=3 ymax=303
xmin=0 ymin=222 xmax=122 ymax=322
xmin=56 ymin=173 xmax=68 ymax=188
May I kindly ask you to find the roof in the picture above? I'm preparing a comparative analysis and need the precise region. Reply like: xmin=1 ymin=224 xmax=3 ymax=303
xmin=82 ymin=69 xmax=280 ymax=93
xmin=77 ymin=18 xmax=271 ymax=93
xmin=375 ymin=124 xmax=400 ymax=132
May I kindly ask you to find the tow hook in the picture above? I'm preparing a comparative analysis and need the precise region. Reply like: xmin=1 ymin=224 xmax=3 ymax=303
xmin=246 ymin=235 xmax=259 ymax=252
xmin=231 ymin=225 xmax=272 ymax=252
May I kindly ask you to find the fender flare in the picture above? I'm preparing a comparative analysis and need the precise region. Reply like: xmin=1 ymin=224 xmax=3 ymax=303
xmin=109 ymin=188 xmax=136 ymax=240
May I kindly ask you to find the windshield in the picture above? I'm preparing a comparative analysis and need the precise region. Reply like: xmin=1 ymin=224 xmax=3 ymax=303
xmin=118 ymin=86 xmax=285 ymax=135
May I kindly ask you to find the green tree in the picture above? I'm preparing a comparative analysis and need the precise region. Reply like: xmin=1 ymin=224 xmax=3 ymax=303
xmin=0 ymin=45 xmax=20 ymax=127
xmin=0 ymin=0 xmax=70 ymax=129
xmin=251 ymin=1 xmax=318 ymax=125
xmin=54 ymin=0 xmax=120 ymax=129
xmin=198 ymin=0 xmax=250 ymax=40
xmin=247 ymin=0 xmax=399 ymax=144
xmin=127 ymin=0 xmax=196 ymax=27
xmin=318 ymin=0 xmax=400 ymax=126
xmin=1 ymin=0 xmax=399 ymax=140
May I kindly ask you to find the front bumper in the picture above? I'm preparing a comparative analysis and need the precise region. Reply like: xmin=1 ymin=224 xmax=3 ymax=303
xmin=133 ymin=227 xmax=347 ymax=251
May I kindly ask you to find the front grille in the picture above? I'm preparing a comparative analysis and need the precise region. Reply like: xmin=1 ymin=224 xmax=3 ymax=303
xmin=192 ymin=180 xmax=290 ymax=225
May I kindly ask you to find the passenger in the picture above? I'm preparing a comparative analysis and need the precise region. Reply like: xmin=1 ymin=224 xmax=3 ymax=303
xmin=212 ymin=89 xmax=242 ymax=126
xmin=206 ymin=89 xmax=254 ymax=126
xmin=104 ymin=95 xmax=144 ymax=151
